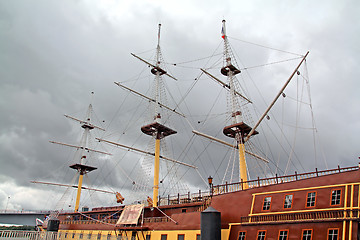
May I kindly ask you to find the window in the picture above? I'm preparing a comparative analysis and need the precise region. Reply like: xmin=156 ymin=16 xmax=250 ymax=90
xmin=146 ymin=235 xmax=151 ymax=240
xmin=88 ymin=233 xmax=92 ymax=239
xmin=306 ymin=192 xmax=316 ymax=207
xmin=107 ymin=233 xmax=112 ymax=240
xmin=328 ymin=229 xmax=338 ymax=240
xmin=97 ymin=233 xmax=102 ymax=240
xmin=182 ymin=209 xmax=187 ymax=213
xmin=257 ymin=230 xmax=266 ymax=240
xmin=196 ymin=234 xmax=200 ymax=240
xmin=72 ymin=233 xmax=76 ymax=238
xmin=278 ymin=230 xmax=288 ymax=240
xmin=331 ymin=189 xmax=341 ymax=205
xmin=177 ymin=234 xmax=184 ymax=240
xmin=302 ymin=229 xmax=312 ymax=240
xmin=284 ymin=195 xmax=293 ymax=209
xmin=161 ymin=235 xmax=167 ymax=240
xmin=262 ymin=197 xmax=272 ymax=210
xmin=238 ymin=231 xmax=246 ymax=240
xmin=80 ymin=233 xmax=83 ymax=239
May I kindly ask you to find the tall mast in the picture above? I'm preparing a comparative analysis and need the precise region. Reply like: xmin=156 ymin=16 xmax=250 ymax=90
xmin=70 ymin=103 xmax=99 ymax=212
xmin=141 ymin=24 xmax=176 ymax=207
xmin=221 ymin=20 xmax=258 ymax=189
xmin=51 ymin=102 xmax=107 ymax=212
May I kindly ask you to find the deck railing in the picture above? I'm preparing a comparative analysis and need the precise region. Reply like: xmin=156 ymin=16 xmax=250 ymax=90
xmin=212 ymin=165 xmax=358 ymax=196
xmin=240 ymin=209 xmax=360 ymax=225
xmin=143 ymin=216 xmax=169 ymax=223
xmin=158 ymin=192 xmax=211 ymax=206
xmin=60 ymin=218 xmax=117 ymax=225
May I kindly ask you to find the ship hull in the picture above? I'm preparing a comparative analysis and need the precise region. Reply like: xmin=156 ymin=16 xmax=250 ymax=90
xmin=56 ymin=165 xmax=360 ymax=239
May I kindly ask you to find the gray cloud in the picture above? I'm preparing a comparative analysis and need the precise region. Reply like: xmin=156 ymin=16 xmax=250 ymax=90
xmin=0 ymin=0 xmax=359 ymax=211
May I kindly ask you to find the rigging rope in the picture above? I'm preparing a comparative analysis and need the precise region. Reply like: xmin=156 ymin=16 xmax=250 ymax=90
xmin=165 ymin=53 xmax=223 ymax=67
xmin=228 ymin=36 xmax=303 ymax=56
xmin=240 ymin=57 xmax=304 ymax=71
xmin=53 ymin=174 xmax=78 ymax=211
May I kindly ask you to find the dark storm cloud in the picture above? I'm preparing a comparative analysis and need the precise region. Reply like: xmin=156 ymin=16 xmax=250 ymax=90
xmin=0 ymin=0 xmax=359 ymax=210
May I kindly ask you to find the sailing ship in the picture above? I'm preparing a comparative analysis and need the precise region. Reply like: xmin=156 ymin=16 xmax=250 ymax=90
xmin=38 ymin=20 xmax=360 ymax=240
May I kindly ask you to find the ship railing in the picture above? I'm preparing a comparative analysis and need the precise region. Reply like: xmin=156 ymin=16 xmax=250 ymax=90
xmin=91 ymin=206 xmax=123 ymax=212
xmin=240 ymin=209 xmax=360 ymax=224
xmin=213 ymin=165 xmax=358 ymax=195
xmin=0 ymin=230 xmax=58 ymax=240
xmin=158 ymin=191 xmax=212 ymax=206
xmin=143 ymin=216 xmax=169 ymax=223
xmin=61 ymin=219 xmax=117 ymax=225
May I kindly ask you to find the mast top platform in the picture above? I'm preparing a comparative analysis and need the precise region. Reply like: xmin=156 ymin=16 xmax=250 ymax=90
xmin=81 ymin=123 xmax=95 ymax=130
xmin=221 ymin=63 xmax=241 ymax=76
xmin=151 ymin=66 xmax=167 ymax=76
xmin=141 ymin=122 xmax=177 ymax=139
xmin=223 ymin=122 xmax=258 ymax=139
xmin=69 ymin=163 xmax=97 ymax=175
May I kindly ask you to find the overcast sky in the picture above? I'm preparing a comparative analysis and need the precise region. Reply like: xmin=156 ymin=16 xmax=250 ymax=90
xmin=0 ymin=0 xmax=359 ymax=211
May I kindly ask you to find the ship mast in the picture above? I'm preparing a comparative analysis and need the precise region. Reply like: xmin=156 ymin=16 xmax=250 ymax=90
xmin=221 ymin=20 xmax=258 ymax=189
xmin=140 ymin=24 xmax=177 ymax=207
xmin=50 ymin=103 xmax=109 ymax=212
xmin=70 ymin=104 xmax=97 ymax=212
